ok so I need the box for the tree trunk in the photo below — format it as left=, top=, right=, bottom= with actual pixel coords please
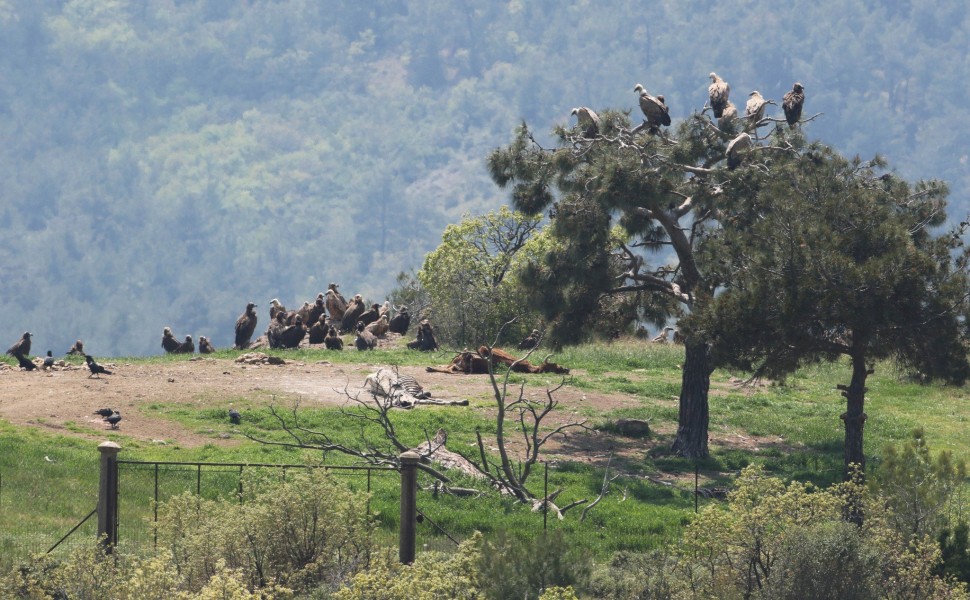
left=840, top=353, right=869, bottom=481
left=670, top=340, right=713, bottom=458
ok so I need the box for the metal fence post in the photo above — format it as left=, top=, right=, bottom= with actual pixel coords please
left=399, top=451, right=419, bottom=564
left=97, top=441, right=122, bottom=552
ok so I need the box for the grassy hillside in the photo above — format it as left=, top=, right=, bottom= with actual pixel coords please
left=2, top=341, right=967, bottom=569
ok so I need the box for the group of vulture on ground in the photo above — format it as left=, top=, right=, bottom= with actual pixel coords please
left=571, top=73, right=806, bottom=170
left=5, top=332, right=111, bottom=379
left=161, top=282, right=436, bottom=355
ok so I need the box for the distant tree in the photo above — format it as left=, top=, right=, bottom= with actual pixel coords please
left=693, top=142, right=970, bottom=479
left=417, top=206, right=545, bottom=348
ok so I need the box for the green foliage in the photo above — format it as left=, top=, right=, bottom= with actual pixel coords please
left=418, top=206, right=545, bottom=347
left=939, top=523, right=970, bottom=583
left=333, top=532, right=486, bottom=600
left=477, top=529, right=590, bottom=600
left=156, top=469, right=375, bottom=596
left=874, top=428, right=968, bottom=539
left=675, top=465, right=968, bottom=599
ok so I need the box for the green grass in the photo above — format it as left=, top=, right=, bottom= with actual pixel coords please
left=1, top=340, right=968, bottom=568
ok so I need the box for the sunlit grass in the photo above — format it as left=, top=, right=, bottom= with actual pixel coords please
left=1, top=339, right=968, bottom=567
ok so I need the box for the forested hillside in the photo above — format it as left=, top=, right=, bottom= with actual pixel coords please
left=0, top=0, right=966, bottom=356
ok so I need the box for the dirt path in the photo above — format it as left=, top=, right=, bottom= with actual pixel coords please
left=0, top=356, right=636, bottom=451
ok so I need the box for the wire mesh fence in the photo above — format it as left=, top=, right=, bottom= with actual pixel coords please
left=114, top=460, right=393, bottom=557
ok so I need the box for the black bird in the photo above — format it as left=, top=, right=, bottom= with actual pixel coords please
left=324, top=325, right=344, bottom=350
left=228, top=408, right=241, bottom=425
left=13, top=352, right=36, bottom=371
left=94, top=408, right=114, bottom=418
left=104, top=411, right=122, bottom=429
left=6, top=331, right=31, bottom=357
left=43, top=350, right=55, bottom=371
left=85, top=355, right=112, bottom=378
left=161, top=327, right=180, bottom=353
left=235, top=302, right=258, bottom=349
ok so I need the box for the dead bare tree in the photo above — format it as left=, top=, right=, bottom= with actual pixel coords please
left=243, top=321, right=595, bottom=517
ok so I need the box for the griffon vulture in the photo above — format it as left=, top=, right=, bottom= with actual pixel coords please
left=708, top=72, right=730, bottom=119
left=744, top=91, right=770, bottom=131
left=570, top=106, right=601, bottom=137
left=633, top=84, right=671, bottom=129
left=726, top=133, right=753, bottom=170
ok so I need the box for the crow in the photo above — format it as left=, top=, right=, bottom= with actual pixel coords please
left=94, top=408, right=114, bottom=418
left=13, top=352, right=36, bottom=371
left=229, top=408, right=242, bottom=425
left=104, top=411, right=121, bottom=429
left=85, top=355, right=112, bottom=378
left=42, top=350, right=55, bottom=371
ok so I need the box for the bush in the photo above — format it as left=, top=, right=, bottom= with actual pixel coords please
left=156, top=468, right=375, bottom=596
left=477, top=529, right=590, bottom=600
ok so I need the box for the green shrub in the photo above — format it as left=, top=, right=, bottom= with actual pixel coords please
left=477, top=529, right=590, bottom=600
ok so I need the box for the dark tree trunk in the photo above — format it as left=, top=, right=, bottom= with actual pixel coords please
left=840, top=353, right=869, bottom=481
left=670, top=340, right=713, bottom=458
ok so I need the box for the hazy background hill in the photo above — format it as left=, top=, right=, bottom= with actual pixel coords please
left=1, top=0, right=967, bottom=357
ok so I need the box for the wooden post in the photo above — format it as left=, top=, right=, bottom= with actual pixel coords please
left=97, top=441, right=121, bottom=552
left=399, top=451, right=419, bottom=564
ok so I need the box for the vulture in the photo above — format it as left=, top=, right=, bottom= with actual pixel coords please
left=365, top=314, right=390, bottom=338
left=67, top=339, right=85, bottom=356
left=518, top=329, right=541, bottom=350
left=104, top=411, right=122, bottom=429
left=175, top=335, right=195, bottom=354
left=354, top=321, right=378, bottom=351
left=307, top=315, right=328, bottom=344
left=406, top=319, right=440, bottom=352
left=718, top=101, right=739, bottom=130
left=570, top=106, right=601, bottom=137
left=307, top=294, right=326, bottom=327
left=782, top=82, right=805, bottom=127
left=744, top=91, right=770, bottom=131
left=726, top=133, right=754, bottom=170
left=296, top=301, right=312, bottom=326
left=633, top=83, right=671, bottom=130
left=266, top=312, right=287, bottom=349
left=14, top=352, right=36, bottom=371
left=235, top=303, right=258, bottom=349
left=43, top=350, right=55, bottom=371
left=324, top=325, right=344, bottom=350
left=6, top=331, right=31, bottom=357
left=85, top=355, right=112, bottom=378
left=198, top=336, right=215, bottom=354
left=228, top=408, right=242, bottom=425
left=379, top=301, right=391, bottom=318
left=161, top=327, right=180, bottom=353
left=326, top=283, right=348, bottom=321
left=651, top=327, right=674, bottom=343
left=708, top=72, right=731, bottom=118
left=388, top=305, right=411, bottom=335
left=358, top=303, right=381, bottom=328
left=268, top=298, right=287, bottom=321
left=341, top=294, right=366, bottom=333
left=279, top=315, right=307, bottom=349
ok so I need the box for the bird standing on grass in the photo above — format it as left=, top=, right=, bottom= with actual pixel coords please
left=229, top=408, right=241, bottom=425
left=85, top=355, right=112, bottom=378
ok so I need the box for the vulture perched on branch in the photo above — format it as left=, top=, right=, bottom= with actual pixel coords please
left=708, top=72, right=730, bottom=118
left=783, top=82, right=805, bottom=127
left=633, top=83, right=671, bottom=129
left=570, top=106, right=601, bottom=137
left=744, top=91, right=771, bottom=131
left=718, top=101, right=739, bottom=130
left=726, top=133, right=753, bottom=170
